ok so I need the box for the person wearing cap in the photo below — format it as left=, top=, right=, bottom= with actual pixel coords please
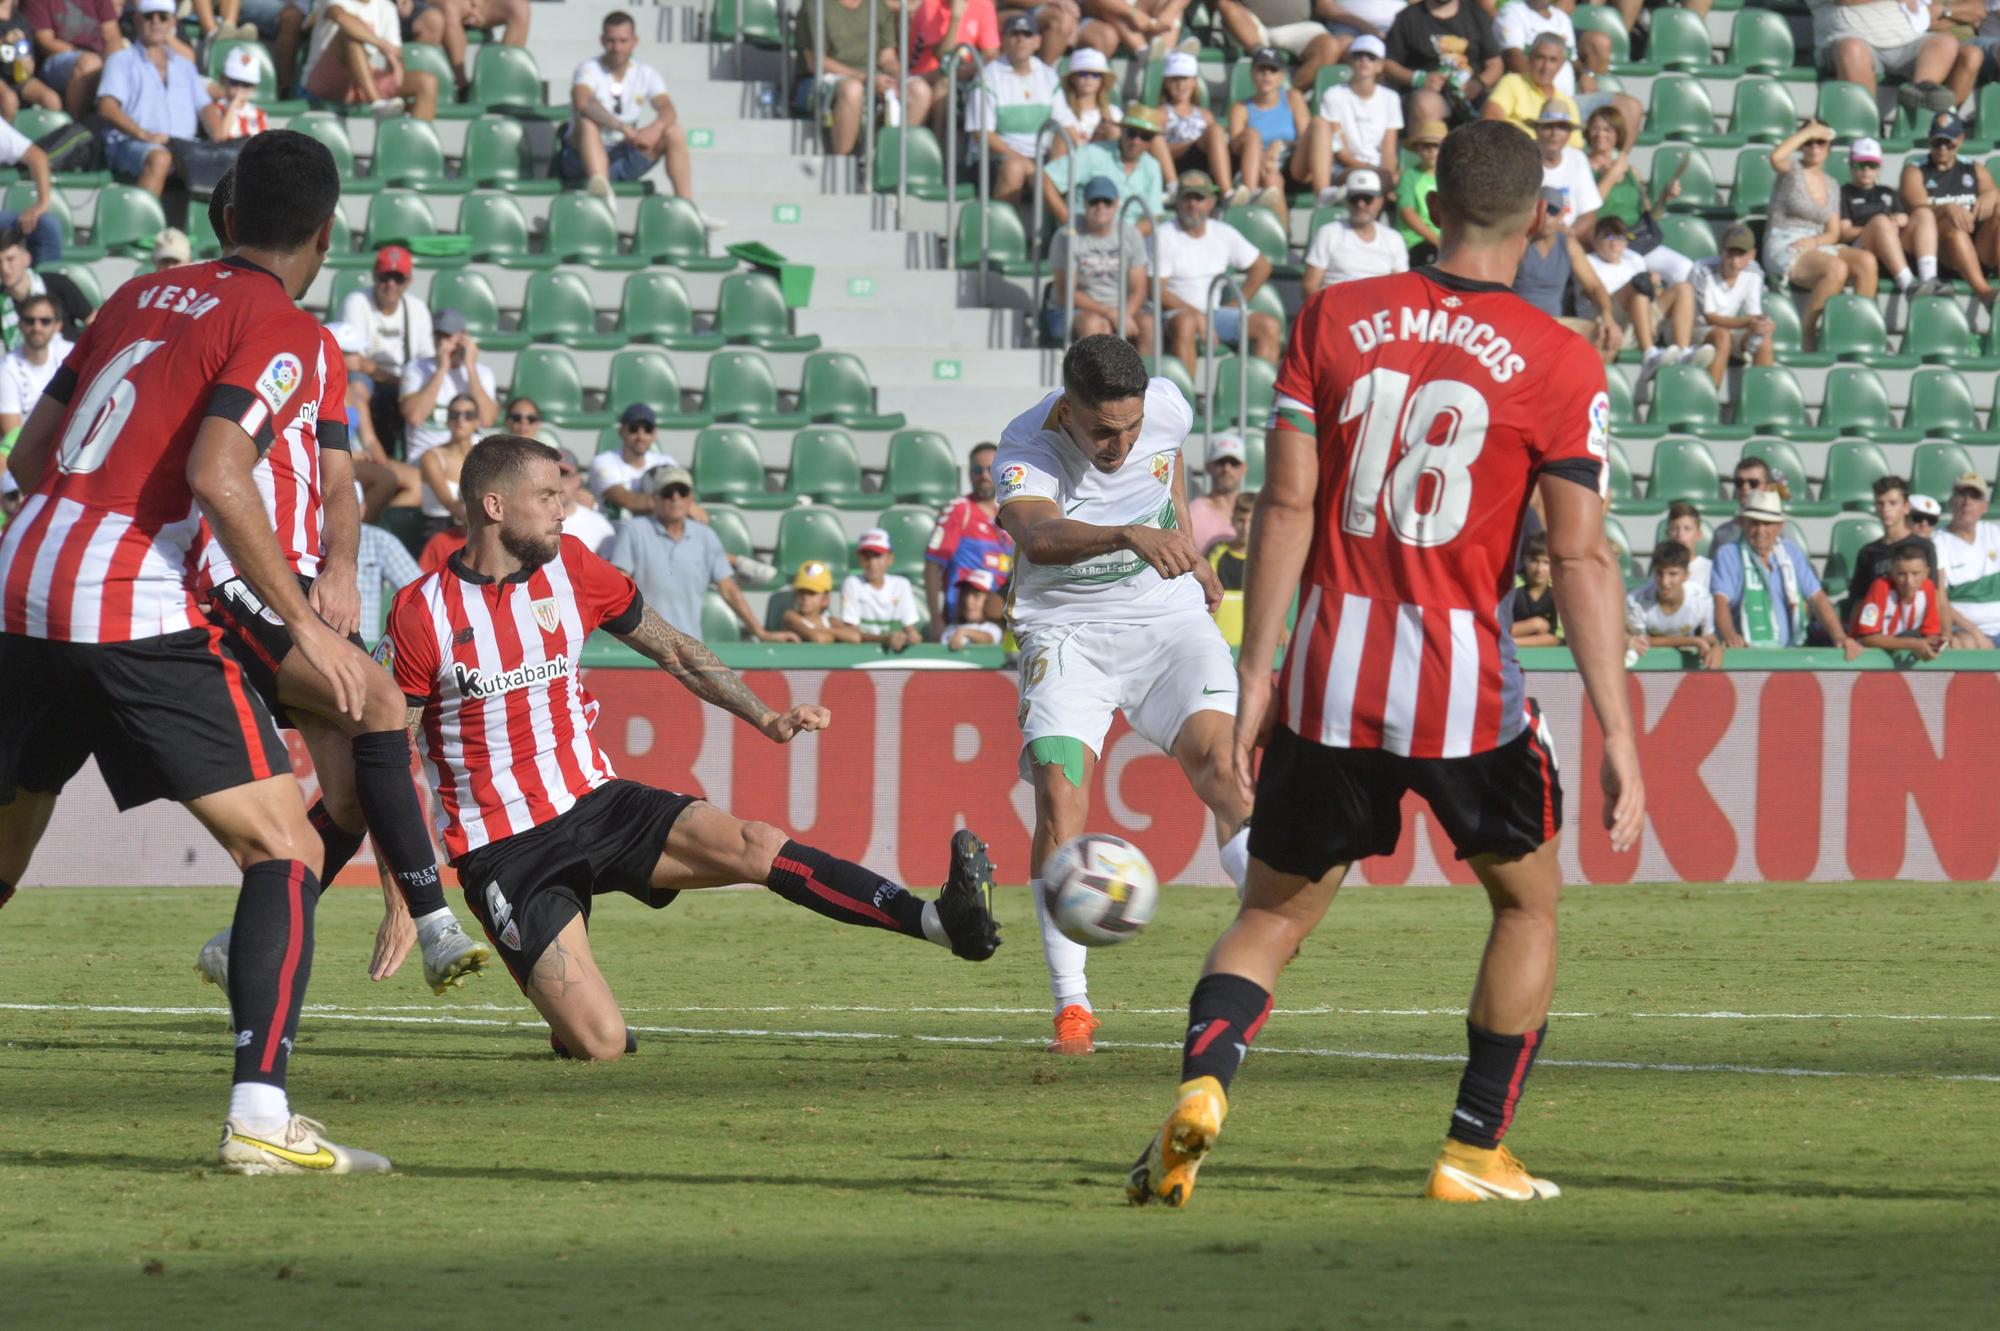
left=968, top=11, right=1060, bottom=203
left=589, top=402, right=679, bottom=517
left=608, top=463, right=798, bottom=642
left=1845, top=474, right=1949, bottom=629
left=1049, top=44, right=1116, bottom=148
left=1706, top=456, right=1782, bottom=557
left=996, top=0, right=1090, bottom=66
left=340, top=244, right=435, bottom=457
left=1512, top=187, right=1622, bottom=363
left=1046, top=174, right=1152, bottom=346
left=201, top=43, right=269, bottom=141
left=1583, top=216, right=1707, bottom=380
left=399, top=307, right=498, bottom=465
left=1900, top=111, right=2000, bottom=306
left=1811, top=0, right=1971, bottom=114
left=1156, top=169, right=1281, bottom=367
left=1225, top=46, right=1308, bottom=215
left=0, top=225, right=87, bottom=349
left=782, top=560, right=863, bottom=643
left=1385, top=0, right=1502, bottom=131
left=1302, top=165, right=1408, bottom=293
left=792, top=0, right=932, bottom=158
left=92, top=0, right=207, bottom=197
left=840, top=527, right=923, bottom=650
left=1157, top=50, right=1230, bottom=187
left=0, top=292, right=67, bottom=438
left=1395, top=117, right=1444, bottom=263
left=1483, top=32, right=1581, bottom=148
left=943, top=566, right=1004, bottom=649
left=565, top=11, right=716, bottom=225
left=1214, top=0, right=1346, bottom=95
left=1308, top=33, right=1401, bottom=202
left=1767, top=119, right=1880, bottom=348
left=149, top=225, right=191, bottom=271
left=1189, top=431, right=1247, bottom=554
left=1840, top=136, right=1943, bottom=299
left=1690, top=225, right=1775, bottom=389
left=1935, top=471, right=2000, bottom=647
left=925, top=442, right=1014, bottom=636
left=1534, top=100, right=1600, bottom=234
left=1711, top=490, right=1858, bottom=654
left=416, top=392, right=480, bottom=533
left=301, top=0, right=436, bottom=119
left=1041, top=102, right=1169, bottom=224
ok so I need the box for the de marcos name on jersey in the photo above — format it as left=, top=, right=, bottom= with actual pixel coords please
left=1345, top=304, right=1529, bottom=384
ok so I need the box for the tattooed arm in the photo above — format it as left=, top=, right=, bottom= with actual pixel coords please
left=615, top=605, right=832, bottom=742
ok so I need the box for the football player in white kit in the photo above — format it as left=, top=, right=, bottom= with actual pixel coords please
left=995, top=336, right=1253, bottom=1055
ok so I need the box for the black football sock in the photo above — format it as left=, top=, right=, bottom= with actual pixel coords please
left=350, top=730, right=448, bottom=917
left=1446, top=1020, right=1547, bottom=1150
left=765, top=840, right=927, bottom=939
left=1180, top=972, right=1273, bottom=1093
left=227, top=860, right=320, bottom=1090
left=305, top=801, right=365, bottom=896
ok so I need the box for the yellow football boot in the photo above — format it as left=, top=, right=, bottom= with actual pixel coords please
left=1125, top=1076, right=1228, bottom=1208
left=1423, top=1140, right=1561, bottom=1203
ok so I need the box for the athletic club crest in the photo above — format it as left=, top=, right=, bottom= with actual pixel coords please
left=531, top=597, right=562, bottom=633
left=1150, top=454, right=1171, bottom=484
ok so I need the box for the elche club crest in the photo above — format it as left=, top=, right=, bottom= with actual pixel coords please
left=1150, top=454, right=1171, bottom=484
left=531, top=597, right=562, bottom=634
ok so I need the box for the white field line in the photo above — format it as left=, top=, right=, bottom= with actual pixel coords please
left=3, top=1002, right=1996, bottom=1084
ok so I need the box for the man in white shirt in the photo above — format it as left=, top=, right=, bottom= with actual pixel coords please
left=1535, top=103, right=1600, bottom=233
left=1312, top=34, right=1401, bottom=199
left=341, top=244, right=435, bottom=450
left=565, top=9, right=719, bottom=227
left=398, top=307, right=497, bottom=463
left=1691, top=225, right=1776, bottom=390
left=587, top=402, right=677, bottom=516
left=558, top=449, right=617, bottom=553
left=0, top=112, right=59, bottom=264
left=1493, top=0, right=1639, bottom=129
left=0, top=293, right=69, bottom=435
left=300, top=0, right=439, bottom=119
left=1155, top=172, right=1279, bottom=368
left=968, top=13, right=1059, bottom=204
left=1301, top=167, right=1408, bottom=293
left=1934, top=471, right=2000, bottom=646
left=839, top=526, right=922, bottom=649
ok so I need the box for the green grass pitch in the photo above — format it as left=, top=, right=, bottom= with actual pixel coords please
left=2, top=881, right=1995, bottom=1328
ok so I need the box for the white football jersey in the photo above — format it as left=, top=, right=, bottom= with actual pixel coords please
left=995, top=377, right=1205, bottom=633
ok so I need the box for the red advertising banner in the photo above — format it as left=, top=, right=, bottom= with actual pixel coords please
left=22, top=669, right=1999, bottom=887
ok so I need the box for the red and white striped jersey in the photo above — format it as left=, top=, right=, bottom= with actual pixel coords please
left=1270, top=268, right=1607, bottom=758
left=0, top=258, right=324, bottom=642
left=192, top=325, right=350, bottom=591
left=385, top=536, right=643, bottom=859
left=1853, top=576, right=1940, bottom=639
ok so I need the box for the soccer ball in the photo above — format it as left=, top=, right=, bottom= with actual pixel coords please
left=1041, top=834, right=1159, bottom=947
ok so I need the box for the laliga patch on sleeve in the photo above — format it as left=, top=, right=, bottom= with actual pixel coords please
left=256, top=352, right=305, bottom=415
left=997, top=463, right=1029, bottom=498
left=1586, top=391, right=1610, bottom=459
left=1858, top=602, right=1880, bottom=630
left=372, top=635, right=394, bottom=668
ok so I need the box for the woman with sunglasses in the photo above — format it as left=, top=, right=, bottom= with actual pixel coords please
left=1225, top=47, right=1307, bottom=217
left=1048, top=45, right=1119, bottom=148
left=1767, top=119, right=1878, bottom=350
left=417, top=393, right=480, bottom=534
left=1157, top=50, right=1230, bottom=192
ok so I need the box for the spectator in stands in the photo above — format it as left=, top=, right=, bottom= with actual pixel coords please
left=1809, top=0, right=1966, bottom=113
left=202, top=45, right=268, bottom=140
left=1853, top=538, right=1947, bottom=658
left=1585, top=217, right=1706, bottom=382
left=417, top=391, right=476, bottom=531
left=1713, top=490, right=1860, bottom=655
left=0, top=226, right=88, bottom=344
left=1159, top=52, right=1228, bottom=193
left=150, top=226, right=190, bottom=270
left=24, top=0, right=117, bottom=121
left=556, top=448, right=616, bottom=555
left=1936, top=471, right=2000, bottom=647
left=1302, top=168, right=1408, bottom=293
left=1768, top=120, right=1879, bottom=351
left=1627, top=540, right=1723, bottom=668
left=94, top=0, right=206, bottom=198
left=1664, top=500, right=1714, bottom=596
left=0, top=291, right=65, bottom=436
left=399, top=308, right=497, bottom=464
left=996, top=0, right=1089, bottom=65
left=1190, top=430, right=1245, bottom=554
left=969, top=12, right=1059, bottom=204
left=924, top=441, right=1012, bottom=636
left=610, top=462, right=797, bottom=642
left=1308, top=35, right=1400, bottom=202
left=841, top=526, right=923, bottom=650
left=399, top=0, right=530, bottom=100
left=1510, top=532, right=1560, bottom=646
left=1847, top=474, right=1947, bottom=626
left=1483, top=32, right=1579, bottom=145
left=1498, top=0, right=1642, bottom=129
left=795, top=0, right=928, bottom=158
left=1385, top=0, right=1500, bottom=131
left=943, top=567, right=1004, bottom=649
left=1585, top=106, right=1692, bottom=286
left=1157, top=171, right=1280, bottom=366
left=1215, top=0, right=1345, bottom=95
left=1396, top=117, right=1443, bottom=263
left=565, top=11, right=715, bottom=228
left=353, top=516, right=422, bottom=643
left=302, top=0, right=435, bottom=120
left=1512, top=187, right=1621, bottom=363
left=342, top=245, right=432, bottom=456
left=1534, top=102, right=1598, bottom=234
left=1207, top=488, right=1254, bottom=591
left=1041, top=103, right=1168, bottom=225
left=911, top=0, right=1001, bottom=139
left=1708, top=455, right=1780, bottom=554
left=1045, top=174, right=1151, bottom=345
left=589, top=401, right=676, bottom=516
left=1840, top=135, right=1944, bottom=300
left=0, top=0, right=60, bottom=120
left=0, top=107, right=58, bottom=264
left=783, top=560, right=861, bottom=643
left=1226, top=47, right=1307, bottom=216
left=226, top=1, right=305, bottom=98
left=1049, top=44, right=1117, bottom=148
left=1899, top=112, right=1998, bottom=306
left=1692, top=225, right=1774, bottom=389
left=1082, top=0, right=1195, bottom=64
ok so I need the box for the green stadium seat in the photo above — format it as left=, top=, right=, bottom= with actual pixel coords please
left=700, top=589, right=743, bottom=643
left=1723, top=7, right=1807, bottom=79
left=1755, top=438, right=1814, bottom=508
left=1648, top=436, right=1726, bottom=509
left=462, top=191, right=552, bottom=270
left=705, top=504, right=758, bottom=562
left=692, top=427, right=788, bottom=509
left=363, top=189, right=440, bottom=252
left=607, top=347, right=713, bottom=428
left=1647, top=75, right=1720, bottom=144
left=1572, top=3, right=1634, bottom=67
left=617, top=271, right=724, bottom=350
left=1823, top=515, right=1885, bottom=597
left=41, top=261, right=99, bottom=306
left=545, top=193, right=642, bottom=270
left=91, top=184, right=166, bottom=256
left=1240, top=428, right=1267, bottom=489
left=464, top=115, right=558, bottom=194
left=633, top=194, right=737, bottom=271
left=705, top=350, right=809, bottom=429
left=875, top=504, right=938, bottom=581
left=713, top=0, right=784, bottom=48
left=1649, top=365, right=1743, bottom=439
left=322, top=208, right=366, bottom=267
left=470, top=44, right=555, bottom=115
left=1734, top=365, right=1832, bottom=440
left=882, top=430, right=961, bottom=505
left=1817, top=79, right=1882, bottom=142
left=1821, top=440, right=1893, bottom=513
left=1821, top=365, right=1917, bottom=441
left=1911, top=440, right=1978, bottom=500
left=1606, top=437, right=1649, bottom=511
left=1649, top=6, right=1713, bottom=70
left=1223, top=204, right=1295, bottom=274
left=774, top=508, right=852, bottom=581
left=1651, top=145, right=1724, bottom=216
left=1729, top=76, right=1799, bottom=145
left=401, top=43, right=477, bottom=119
left=429, top=268, right=526, bottom=350
left=1761, top=297, right=1831, bottom=369
left=1145, top=355, right=1198, bottom=412
left=785, top=427, right=876, bottom=509
left=800, top=352, right=906, bottom=429
left=7, top=182, right=88, bottom=260
left=1905, top=367, right=1981, bottom=440
left=717, top=272, right=822, bottom=352
left=372, top=117, right=465, bottom=193
left=1208, top=355, right=1276, bottom=431
left=1903, top=296, right=2000, bottom=369
left=871, top=127, right=974, bottom=201
left=513, top=345, right=619, bottom=428
left=1604, top=514, right=1643, bottom=586
left=1818, top=294, right=1913, bottom=367
left=1656, top=213, right=1719, bottom=262
left=288, top=112, right=373, bottom=193
left=955, top=201, right=1035, bottom=274
left=12, top=106, right=68, bottom=141
left=1730, top=150, right=1776, bottom=214
left=328, top=267, right=374, bottom=318
left=520, top=269, right=621, bottom=350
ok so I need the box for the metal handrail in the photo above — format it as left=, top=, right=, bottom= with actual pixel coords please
left=1112, top=193, right=1154, bottom=344
left=775, top=0, right=791, bottom=118
left=1028, top=119, right=1081, bottom=314
left=861, top=0, right=877, bottom=188
left=1201, top=272, right=1250, bottom=443
left=943, top=41, right=969, bottom=268
left=896, top=0, right=910, bottom=227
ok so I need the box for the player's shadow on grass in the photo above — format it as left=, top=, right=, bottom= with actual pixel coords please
left=1225, top=1159, right=1998, bottom=1203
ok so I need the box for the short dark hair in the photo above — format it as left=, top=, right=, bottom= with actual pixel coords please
left=1892, top=537, right=1933, bottom=566
left=0, top=226, right=26, bottom=255
left=603, top=9, right=635, bottom=29
left=1665, top=500, right=1702, bottom=527
left=208, top=167, right=234, bottom=251
left=1521, top=531, right=1548, bottom=566
left=1651, top=540, right=1691, bottom=571
left=1062, top=333, right=1148, bottom=408
left=1873, top=474, right=1910, bottom=500
left=970, top=441, right=996, bottom=459
left=460, top=434, right=561, bottom=527
left=1734, top=455, right=1771, bottom=478
left=17, top=293, right=56, bottom=320
left=1436, top=120, right=1542, bottom=232
left=229, top=130, right=340, bottom=252
left=505, top=394, right=539, bottom=415
left=448, top=392, right=478, bottom=414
